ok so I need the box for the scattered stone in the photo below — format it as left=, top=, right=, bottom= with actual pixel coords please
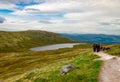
left=112, top=57, right=117, bottom=60
left=60, top=64, right=75, bottom=75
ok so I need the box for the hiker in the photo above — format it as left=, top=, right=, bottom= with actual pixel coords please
left=93, top=44, right=97, bottom=52
left=93, top=44, right=101, bottom=52
left=102, top=47, right=110, bottom=51
left=96, top=44, right=101, bottom=52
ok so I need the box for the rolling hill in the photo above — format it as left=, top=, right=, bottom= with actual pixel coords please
left=60, top=34, right=120, bottom=44
left=0, top=30, right=72, bottom=52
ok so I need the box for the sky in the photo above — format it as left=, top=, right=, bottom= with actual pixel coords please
left=0, top=0, right=120, bottom=35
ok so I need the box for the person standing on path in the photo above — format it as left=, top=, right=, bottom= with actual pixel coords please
left=93, top=44, right=97, bottom=52
left=93, top=44, right=101, bottom=52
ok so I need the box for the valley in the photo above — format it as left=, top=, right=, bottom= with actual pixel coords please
left=0, top=30, right=119, bottom=82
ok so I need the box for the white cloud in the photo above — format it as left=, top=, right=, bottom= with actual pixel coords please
left=12, top=10, right=27, bottom=15
left=25, top=0, right=80, bottom=12
left=64, top=12, right=101, bottom=19
left=0, top=2, right=17, bottom=10
left=1, top=17, right=119, bottom=35
left=12, top=0, right=120, bottom=15
left=0, top=0, right=45, bottom=10
left=12, top=0, right=82, bottom=15
left=0, top=0, right=120, bottom=35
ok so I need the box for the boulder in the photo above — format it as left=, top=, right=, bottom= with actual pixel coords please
left=60, top=64, right=75, bottom=75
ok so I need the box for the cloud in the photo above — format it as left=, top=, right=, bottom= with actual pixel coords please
left=39, top=20, right=52, bottom=24
left=12, top=0, right=120, bottom=15
left=0, top=2, right=17, bottom=10
left=0, top=0, right=120, bottom=35
left=99, top=22, right=111, bottom=26
left=12, top=0, right=82, bottom=15
left=0, top=16, right=6, bottom=23
left=64, top=12, right=101, bottom=19
left=25, top=0, right=80, bottom=12
left=99, top=18, right=120, bottom=26
left=0, top=0, right=44, bottom=10
left=0, top=0, right=44, bottom=4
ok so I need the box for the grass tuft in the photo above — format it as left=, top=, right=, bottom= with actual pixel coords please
left=106, top=44, right=120, bottom=56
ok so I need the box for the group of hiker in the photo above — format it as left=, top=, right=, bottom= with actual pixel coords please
left=93, top=44, right=101, bottom=52
left=92, top=44, right=110, bottom=52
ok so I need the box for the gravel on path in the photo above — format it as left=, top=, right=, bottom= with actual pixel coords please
left=95, top=52, right=120, bottom=82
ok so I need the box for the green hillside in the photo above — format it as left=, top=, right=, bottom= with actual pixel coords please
left=0, top=30, right=103, bottom=82
left=0, top=30, right=72, bottom=52
left=0, top=44, right=102, bottom=82
left=106, top=44, right=120, bottom=56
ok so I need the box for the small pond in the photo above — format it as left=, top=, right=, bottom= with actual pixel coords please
left=30, top=43, right=79, bottom=51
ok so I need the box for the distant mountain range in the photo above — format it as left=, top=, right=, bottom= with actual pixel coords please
left=60, top=34, right=120, bottom=44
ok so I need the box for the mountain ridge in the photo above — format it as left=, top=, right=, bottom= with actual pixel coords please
left=60, top=33, right=120, bottom=44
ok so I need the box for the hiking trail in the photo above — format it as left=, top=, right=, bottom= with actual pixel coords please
left=95, top=52, right=120, bottom=82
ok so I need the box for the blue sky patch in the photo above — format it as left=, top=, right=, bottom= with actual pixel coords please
left=0, top=9, right=14, bottom=14
left=16, top=0, right=44, bottom=7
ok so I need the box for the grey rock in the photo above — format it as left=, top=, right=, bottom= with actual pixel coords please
left=60, top=64, right=75, bottom=75
left=112, top=57, right=117, bottom=60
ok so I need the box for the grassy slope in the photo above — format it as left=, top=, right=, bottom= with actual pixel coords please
left=0, top=30, right=72, bottom=52
left=0, top=44, right=102, bottom=82
left=0, top=30, right=102, bottom=82
left=106, top=44, right=120, bottom=56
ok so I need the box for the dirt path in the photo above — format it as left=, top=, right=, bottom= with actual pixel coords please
left=95, top=52, right=120, bottom=82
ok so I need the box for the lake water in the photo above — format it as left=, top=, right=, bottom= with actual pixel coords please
left=30, top=43, right=79, bottom=51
